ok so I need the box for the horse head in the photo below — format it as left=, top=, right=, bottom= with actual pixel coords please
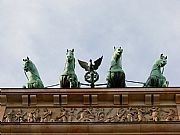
left=156, top=54, right=167, bottom=68
left=113, top=47, right=123, bottom=61
left=66, top=49, right=74, bottom=63
left=23, top=56, right=34, bottom=72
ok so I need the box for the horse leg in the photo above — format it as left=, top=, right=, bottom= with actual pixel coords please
left=33, top=82, right=38, bottom=88
left=114, top=72, right=124, bottom=88
left=106, top=72, right=111, bottom=87
left=60, top=75, right=67, bottom=88
left=27, top=83, right=32, bottom=88
left=107, top=81, right=111, bottom=88
left=107, top=72, right=120, bottom=88
left=60, top=75, right=71, bottom=88
left=70, top=79, right=78, bottom=88
left=59, top=75, right=63, bottom=88
left=146, top=77, right=158, bottom=87
left=70, top=75, right=79, bottom=88
left=106, top=75, right=112, bottom=88
left=120, top=72, right=126, bottom=87
left=37, top=80, right=44, bottom=88
left=106, top=74, right=111, bottom=88
left=144, top=77, right=152, bottom=87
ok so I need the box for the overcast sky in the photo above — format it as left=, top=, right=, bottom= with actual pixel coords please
left=0, top=0, right=180, bottom=88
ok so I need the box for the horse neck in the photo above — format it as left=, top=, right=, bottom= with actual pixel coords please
left=111, top=54, right=122, bottom=68
left=151, top=63, right=161, bottom=75
left=27, top=64, right=40, bottom=81
left=64, top=59, right=75, bottom=73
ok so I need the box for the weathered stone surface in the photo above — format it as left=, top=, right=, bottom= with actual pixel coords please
left=22, top=95, right=28, bottom=106
left=122, top=94, right=128, bottom=105
left=153, top=94, right=160, bottom=105
left=61, top=95, right=67, bottom=105
left=0, top=106, right=6, bottom=122
left=53, top=95, right=60, bottom=105
left=114, top=94, right=121, bottom=105
left=1, top=95, right=7, bottom=106
left=145, top=94, right=152, bottom=105
left=91, top=94, right=98, bottom=105
left=2, top=106, right=178, bottom=122
left=83, top=95, right=90, bottom=105
left=1, top=88, right=180, bottom=134
left=1, top=123, right=180, bottom=134
left=176, top=94, right=180, bottom=104
left=30, top=95, right=37, bottom=105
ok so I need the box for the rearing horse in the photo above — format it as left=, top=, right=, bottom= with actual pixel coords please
left=106, top=47, right=126, bottom=88
left=59, top=49, right=79, bottom=88
left=144, top=54, right=168, bottom=87
left=23, top=57, right=44, bottom=88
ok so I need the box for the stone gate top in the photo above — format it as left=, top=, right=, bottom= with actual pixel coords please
left=1, top=88, right=180, bottom=134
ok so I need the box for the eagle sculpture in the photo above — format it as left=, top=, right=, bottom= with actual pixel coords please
left=78, top=56, right=103, bottom=72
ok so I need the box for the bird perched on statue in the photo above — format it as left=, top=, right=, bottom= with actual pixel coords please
left=78, top=56, right=103, bottom=72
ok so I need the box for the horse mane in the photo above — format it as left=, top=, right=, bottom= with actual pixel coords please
left=150, top=58, right=165, bottom=75
left=29, top=60, right=41, bottom=78
left=153, top=59, right=163, bottom=69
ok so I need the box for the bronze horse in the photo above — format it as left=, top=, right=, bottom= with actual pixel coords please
left=59, top=49, right=79, bottom=88
left=106, top=47, right=126, bottom=88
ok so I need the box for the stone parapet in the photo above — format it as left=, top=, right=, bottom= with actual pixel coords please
left=1, top=88, right=180, bottom=134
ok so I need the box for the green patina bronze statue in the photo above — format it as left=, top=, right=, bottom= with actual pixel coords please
left=23, top=57, right=44, bottom=88
left=144, top=54, right=169, bottom=87
left=78, top=56, right=103, bottom=88
left=106, top=47, right=126, bottom=88
left=59, top=49, right=79, bottom=88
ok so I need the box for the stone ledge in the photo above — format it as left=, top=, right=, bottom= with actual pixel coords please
left=1, top=88, right=178, bottom=107
left=2, top=88, right=180, bottom=94
left=1, top=88, right=180, bottom=134
left=1, top=122, right=180, bottom=134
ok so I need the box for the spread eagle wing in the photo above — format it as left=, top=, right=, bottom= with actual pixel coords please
left=94, top=56, right=103, bottom=70
left=78, top=59, right=89, bottom=71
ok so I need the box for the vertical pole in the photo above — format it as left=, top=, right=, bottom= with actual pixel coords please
left=90, top=72, right=94, bottom=88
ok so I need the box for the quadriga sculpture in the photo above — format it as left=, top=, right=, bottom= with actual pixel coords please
left=23, top=57, right=44, bottom=88
left=106, top=47, right=126, bottom=88
left=59, top=49, right=79, bottom=88
left=144, top=54, right=169, bottom=87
